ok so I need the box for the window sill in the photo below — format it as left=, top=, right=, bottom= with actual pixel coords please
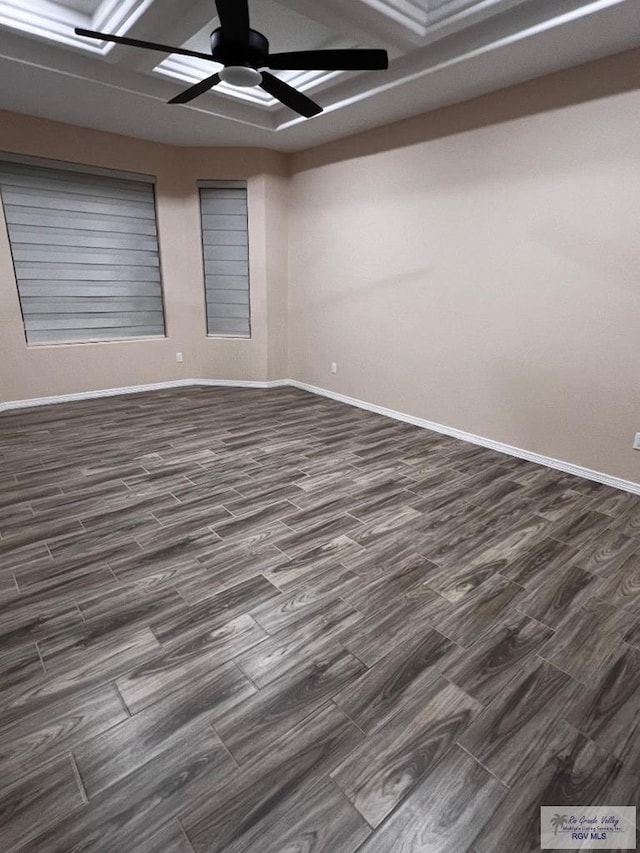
left=206, top=334, right=252, bottom=340
left=27, top=336, right=167, bottom=348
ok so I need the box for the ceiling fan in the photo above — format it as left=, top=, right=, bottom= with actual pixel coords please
left=75, top=0, right=389, bottom=118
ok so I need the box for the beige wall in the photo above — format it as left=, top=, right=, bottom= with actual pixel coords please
left=288, top=50, right=640, bottom=483
left=1, top=49, right=639, bottom=484
left=0, top=113, right=288, bottom=401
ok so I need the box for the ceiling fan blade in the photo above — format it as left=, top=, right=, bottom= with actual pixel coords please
left=259, top=71, right=322, bottom=118
left=74, top=28, right=215, bottom=62
left=215, top=0, right=250, bottom=43
left=267, top=49, right=389, bottom=71
left=168, top=73, right=222, bottom=105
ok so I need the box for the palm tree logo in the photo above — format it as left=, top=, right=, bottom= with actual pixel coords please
left=550, top=814, right=568, bottom=835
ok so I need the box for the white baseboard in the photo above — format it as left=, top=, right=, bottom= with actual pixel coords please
left=0, top=378, right=287, bottom=412
left=2, top=376, right=638, bottom=496
left=287, top=379, right=640, bottom=497
left=197, top=379, right=288, bottom=390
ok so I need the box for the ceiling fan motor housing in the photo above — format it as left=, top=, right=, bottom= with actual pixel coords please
left=210, top=27, right=269, bottom=69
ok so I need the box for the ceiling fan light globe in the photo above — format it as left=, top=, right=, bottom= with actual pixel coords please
left=220, top=66, right=263, bottom=88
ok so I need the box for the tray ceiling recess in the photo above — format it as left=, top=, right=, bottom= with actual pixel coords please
left=74, top=0, right=390, bottom=118
left=0, top=0, right=638, bottom=149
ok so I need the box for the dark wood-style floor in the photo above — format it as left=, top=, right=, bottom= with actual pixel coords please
left=1, top=385, right=639, bottom=852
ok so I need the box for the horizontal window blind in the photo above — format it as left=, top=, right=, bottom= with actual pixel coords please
left=199, top=182, right=250, bottom=337
left=0, top=160, right=165, bottom=344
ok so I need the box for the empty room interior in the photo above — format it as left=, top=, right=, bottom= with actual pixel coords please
left=1, top=0, right=640, bottom=851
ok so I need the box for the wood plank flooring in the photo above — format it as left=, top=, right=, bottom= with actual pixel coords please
left=0, top=385, right=639, bottom=852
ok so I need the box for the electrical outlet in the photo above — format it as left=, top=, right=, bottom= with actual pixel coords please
left=331, top=362, right=337, bottom=375
left=633, top=433, right=640, bottom=451
left=176, top=352, right=183, bottom=363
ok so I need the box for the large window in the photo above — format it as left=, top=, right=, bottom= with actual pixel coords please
left=0, top=158, right=165, bottom=345
left=199, top=181, right=251, bottom=338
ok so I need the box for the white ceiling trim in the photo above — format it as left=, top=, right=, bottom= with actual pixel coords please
left=423, top=0, right=501, bottom=28
left=360, top=0, right=427, bottom=35
left=270, top=0, right=424, bottom=48
left=0, top=0, right=638, bottom=149
left=0, top=0, right=157, bottom=54
left=0, top=47, right=279, bottom=131
left=418, top=0, right=530, bottom=46
left=275, top=0, right=634, bottom=130
left=0, top=0, right=86, bottom=49
left=93, top=0, right=154, bottom=36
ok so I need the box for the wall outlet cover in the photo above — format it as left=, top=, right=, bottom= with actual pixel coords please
left=633, top=432, right=640, bottom=451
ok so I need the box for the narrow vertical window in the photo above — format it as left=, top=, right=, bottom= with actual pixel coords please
left=199, top=181, right=250, bottom=338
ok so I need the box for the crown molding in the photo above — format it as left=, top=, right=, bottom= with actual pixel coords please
left=0, top=0, right=156, bottom=53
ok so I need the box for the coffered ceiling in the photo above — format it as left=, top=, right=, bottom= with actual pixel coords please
left=0, top=0, right=638, bottom=151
